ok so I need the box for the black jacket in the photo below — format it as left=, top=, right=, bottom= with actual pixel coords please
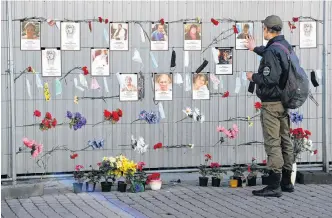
left=252, top=35, right=291, bottom=102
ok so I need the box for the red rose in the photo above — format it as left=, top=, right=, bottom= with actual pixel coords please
left=104, top=109, right=112, bottom=119
left=262, top=160, right=267, bottom=165
left=160, top=18, right=164, bottom=25
left=45, top=112, right=52, bottom=120
left=42, top=119, right=50, bottom=128
left=254, top=102, right=262, bottom=110
left=211, top=18, right=219, bottom=26
left=117, top=109, right=123, bottom=117
left=112, top=111, right=120, bottom=121
left=82, top=66, right=89, bottom=75
left=304, top=130, right=311, bottom=136
left=97, top=162, right=101, bottom=166
left=27, top=66, right=33, bottom=72
left=313, top=150, right=318, bottom=155
left=204, top=154, right=212, bottom=160
left=70, top=153, right=77, bottom=159
left=233, top=25, right=239, bottom=34
left=222, top=91, right=229, bottom=98
left=292, top=17, right=299, bottom=22
left=33, top=110, right=41, bottom=117
left=98, top=17, right=103, bottom=23
left=51, top=118, right=57, bottom=127
left=153, top=142, right=163, bottom=150
left=104, top=18, right=109, bottom=24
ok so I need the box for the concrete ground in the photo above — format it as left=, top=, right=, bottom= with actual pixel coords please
left=2, top=173, right=332, bottom=218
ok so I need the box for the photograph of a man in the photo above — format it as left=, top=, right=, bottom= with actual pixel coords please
left=151, top=23, right=168, bottom=41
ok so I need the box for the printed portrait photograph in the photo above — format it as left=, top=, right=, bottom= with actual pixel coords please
left=192, top=73, right=210, bottom=100
left=154, top=73, right=173, bottom=101
left=235, top=22, right=254, bottom=50
left=151, top=23, right=169, bottom=50
left=184, top=23, right=202, bottom=51
left=91, top=49, right=109, bottom=76
left=42, top=49, right=61, bottom=77
left=61, top=22, right=80, bottom=50
left=110, top=23, right=129, bottom=51
left=216, top=48, right=233, bottom=75
left=20, top=21, right=41, bottom=50
left=119, top=74, right=139, bottom=101
left=300, top=21, right=317, bottom=48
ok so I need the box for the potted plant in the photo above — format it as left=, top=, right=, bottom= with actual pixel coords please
left=85, top=165, right=101, bottom=192
left=73, top=165, right=85, bottom=193
left=129, top=162, right=147, bottom=193
left=99, top=157, right=116, bottom=192
left=230, top=164, right=246, bottom=187
left=113, top=154, right=137, bottom=192
left=198, top=154, right=212, bottom=186
left=247, top=158, right=259, bottom=186
left=210, top=162, right=225, bottom=187
left=146, top=173, right=162, bottom=190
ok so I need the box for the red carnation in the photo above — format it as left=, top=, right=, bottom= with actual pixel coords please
left=222, top=91, right=229, bottom=98
left=98, top=17, right=103, bottom=23
left=104, top=18, right=109, bottom=24
left=254, top=102, right=262, bottom=110
left=262, top=160, right=267, bottom=164
left=153, top=142, right=163, bottom=150
left=104, top=110, right=112, bottom=119
left=42, top=119, right=50, bottom=127
left=117, top=109, right=123, bottom=117
left=70, top=153, right=78, bottom=159
left=45, top=112, right=52, bottom=120
left=313, top=149, right=318, bottom=155
left=211, top=18, right=219, bottom=26
left=27, top=66, right=33, bottom=72
left=233, top=25, right=239, bottom=34
left=247, top=165, right=251, bottom=172
left=160, top=18, right=164, bottom=25
left=88, top=21, right=92, bottom=32
left=304, top=130, right=311, bottom=136
left=204, top=153, right=212, bottom=160
left=292, top=17, right=299, bottom=22
left=33, top=110, right=41, bottom=117
left=51, top=118, right=57, bottom=127
left=112, top=111, right=120, bottom=122
left=82, top=66, right=89, bottom=75
left=210, top=162, right=221, bottom=168
left=137, top=162, right=145, bottom=171
left=97, top=162, right=101, bottom=166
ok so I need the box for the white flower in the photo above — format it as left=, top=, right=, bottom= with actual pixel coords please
left=194, top=108, right=200, bottom=115
left=307, top=140, right=313, bottom=148
left=182, top=107, right=192, bottom=116
left=199, top=115, right=205, bottom=123
left=134, top=137, right=149, bottom=154
left=109, top=157, right=116, bottom=163
left=188, top=144, right=194, bottom=149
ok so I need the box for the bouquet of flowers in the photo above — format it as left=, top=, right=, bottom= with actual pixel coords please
left=290, top=128, right=317, bottom=160
left=99, top=157, right=117, bottom=183
left=113, top=155, right=137, bottom=179
left=34, top=110, right=57, bottom=131
left=132, top=110, right=160, bottom=124
left=66, top=111, right=87, bottom=130
left=176, top=107, right=205, bottom=123
left=103, top=109, right=123, bottom=124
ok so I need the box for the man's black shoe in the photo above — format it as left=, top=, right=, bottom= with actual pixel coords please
left=280, top=169, right=295, bottom=192
left=252, top=171, right=282, bottom=197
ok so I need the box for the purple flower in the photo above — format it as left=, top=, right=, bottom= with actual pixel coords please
left=74, top=112, right=81, bottom=119
left=139, top=110, right=147, bottom=120
left=80, top=117, right=87, bottom=125
left=66, top=111, right=73, bottom=119
left=73, top=124, right=78, bottom=131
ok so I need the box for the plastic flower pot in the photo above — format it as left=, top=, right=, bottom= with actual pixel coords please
left=229, top=179, right=238, bottom=188
left=199, top=177, right=208, bottom=187
left=118, top=181, right=127, bottom=192
left=247, top=176, right=257, bottom=186
left=233, top=176, right=245, bottom=187
left=261, top=175, right=269, bottom=185
left=130, top=181, right=145, bottom=193
left=73, top=182, right=83, bottom=193
left=150, top=179, right=162, bottom=190
left=85, top=182, right=96, bottom=192
left=100, top=182, right=112, bottom=192
left=211, top=177, right=221, bottom=187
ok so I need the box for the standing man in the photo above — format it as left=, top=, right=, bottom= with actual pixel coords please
left=245, top=15, right=294, bottom=197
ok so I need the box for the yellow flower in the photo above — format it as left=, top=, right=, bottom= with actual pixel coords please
left=74, top=96, right=79, bottom=104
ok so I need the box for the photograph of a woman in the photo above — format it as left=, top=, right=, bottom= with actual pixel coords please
left=184, top=23, right=202, bottom=51
left=216, top=48, right=233, bottom=75
left=110, top=23, right=129, bottom=51
left=21, top=21, right=41, bottom=50
left=42, top=48, right=61, bottom=77
left=91, top=49, right=109, bottom=76
left=119, top=74, right=139, bottom=101
left=235, top=22, right=253, bottom=50
left=154, top=73, right=173, bottom=101
left=192, top=73, right=210, bottom=100
left=61, top=22, right=80, bottom=50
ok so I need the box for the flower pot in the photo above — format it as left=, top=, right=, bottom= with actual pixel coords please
left=233, top=176, right=245, bottom=187
left=73, top=182, right=83, bottom=193
left=229, top=179, right=238, bottom=188
left=100, top=182, right=112, bottom=192
left=149, top=179, right=162, bottom=190
left=291, top=162, right=297, bottom=185
left=247, top=176, right=257, bottom=186
left=211, top=177, right=221, bottom=187
left=130, top=181, right=145, bottom=193
left=118, top=181, right=127, bottom=192
left=261, top=175, right=269, bottom=185
left=85, top=182, right=96, bottom=192
left=199, top=177, right=208, bottom=187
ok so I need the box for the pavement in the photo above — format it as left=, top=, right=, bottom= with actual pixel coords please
left=2, top=173, right=332, bottom=218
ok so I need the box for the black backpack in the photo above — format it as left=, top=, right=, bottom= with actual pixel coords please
left=272, top=42, right=309, bottom=109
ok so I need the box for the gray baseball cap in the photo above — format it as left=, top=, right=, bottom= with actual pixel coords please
left=263, top=15, right=283, bottom=30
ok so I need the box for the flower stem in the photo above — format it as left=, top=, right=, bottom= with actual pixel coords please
left=131, top=119, right=140, bottom=124
left=92, top=120, right=106, bottom=127
left=175, top=117, right=187, bottom=123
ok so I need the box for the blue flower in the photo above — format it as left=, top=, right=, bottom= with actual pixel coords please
left=139, top=110, right=147, bottom=120
left=80, top=117, right=87, bottom=126
left=74, top=112, right=81, bottom=119
left=66, top=111, right=73, bottom=119
left=145, top=111, right=160, bottom=124
left=73, top=124, right=78, bottom=131
left=290, top=111, right=303, bottom=125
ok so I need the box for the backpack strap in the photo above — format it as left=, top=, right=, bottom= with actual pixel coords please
left=271, top=42, right=292, bottom=60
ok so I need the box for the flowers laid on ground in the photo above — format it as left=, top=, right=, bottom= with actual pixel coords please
left=290, top=128, right=317, bottom=159
left=21, top=138, right=43, bottom=158
left=176, top=107, right=205, bottom=123
left=66, top=111, right=87, bottom=130
left=113, top=155, right=137, bottom=178
left=132, top=110, right=161, bottom=124
left=254, top=102, right=262, bottom=112
left=290, top=111, right=303, bottom=125
left=217, top=124, right=239, bottom=139
left=34, top=111, right=57, bottom=131
left=131, top=135, right=149, bottom=154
